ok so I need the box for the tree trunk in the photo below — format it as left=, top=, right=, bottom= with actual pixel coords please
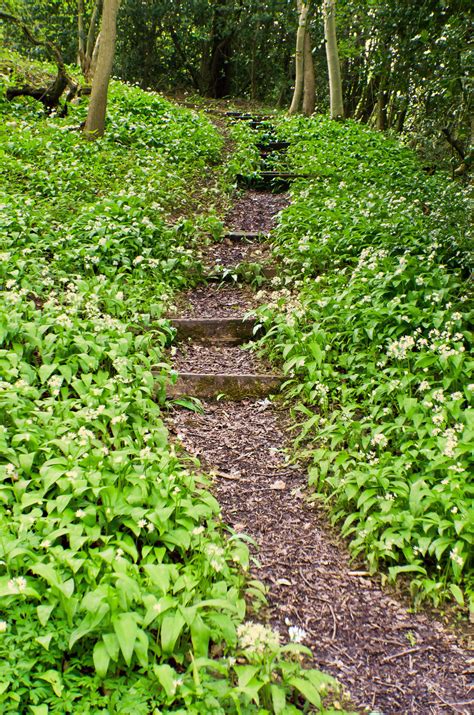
left=77, top=0, right=86, bottom=65
left=302, top=29, right=315, bottom=115
left=375, top=73, right=388, bottom=130
left=84, top=0, right=120, bottom=138
left=323, top=0, right=344, bottom=119
left=289, top=0, right=310, bottom=115
left=84, top=0, right=103, bottom=80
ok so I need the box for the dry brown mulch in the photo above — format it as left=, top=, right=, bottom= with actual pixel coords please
left=199, top=238, right=271, bottom=270
left=225, top=190, right=290, bottom=232
left=171, top=343, right=276, bottom=375
left=171, top=400, right=472, bottom=715
left=171, top=284, right=260, bottom=318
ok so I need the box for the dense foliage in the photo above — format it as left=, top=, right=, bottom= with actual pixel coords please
left=0, top=58, right=343, bottom=713
left=254, top=116, right=473, bottom=609
left=2, top=0, right=471, bottom=165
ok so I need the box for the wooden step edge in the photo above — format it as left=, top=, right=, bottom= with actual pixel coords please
left=257, top=141, right=291, bottom=151
left=164, top=372, right=283, bottom=400
left=259, top=171, right=316, bottom=179
left=170, top=317, right=261, bottom=343
left=223, top=230, right=269, bottom=242
left=236, top=172, right=317, bottom=188
left=205, top=264, right=277, bottom=282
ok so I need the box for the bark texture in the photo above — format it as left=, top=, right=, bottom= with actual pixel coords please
left=323, top=0, right=344, bottom=119
left=302, top=29, right=315, bottom=115
left=289, top=0, right=310, bottom=115
left=84, top=0, right=120, bottom=138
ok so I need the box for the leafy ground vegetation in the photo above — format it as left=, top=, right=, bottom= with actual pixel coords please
left=254, top=116, right=473, bottom=611
left=0, top=56, right=343, bottom=714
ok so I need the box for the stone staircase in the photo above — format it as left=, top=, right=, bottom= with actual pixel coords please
left=166, top=111, right=297, bottom=401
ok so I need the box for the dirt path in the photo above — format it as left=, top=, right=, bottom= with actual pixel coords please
left=168, top=179, right=472, bottom=713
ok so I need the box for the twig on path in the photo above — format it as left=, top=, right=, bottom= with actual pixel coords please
left=430, top=689, right=474, bottom=714
left=214, top=471, right=241, bottom=481
left=372, top=676, right=406, bottom=696
left=381, top=646, right=422, bottom=663
left=327, top=602, right=338, bottom=640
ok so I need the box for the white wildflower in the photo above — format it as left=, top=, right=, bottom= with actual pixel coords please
left=288, top=625, right=307, bottom=643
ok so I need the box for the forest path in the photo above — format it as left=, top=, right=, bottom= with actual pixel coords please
left=166, top=118, right=472, bottom=714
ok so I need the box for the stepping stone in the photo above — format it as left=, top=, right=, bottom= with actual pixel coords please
left=257, top=141, right=290, bottom=152
left=170, top=317, right=260, bottom=344
left=205, top=264, right=276, bottom=283
left=166, top=372, right=283, bottom=400
left=223, top=231, right=269, bottom=242
left=224, top=111, right=253, bottom=119
left=237, top=171, right=316, bottom=190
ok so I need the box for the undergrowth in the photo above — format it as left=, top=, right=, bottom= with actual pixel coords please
left=254, top=115, right=473, bottom=611
left=0, top=54, right=345, bottom=713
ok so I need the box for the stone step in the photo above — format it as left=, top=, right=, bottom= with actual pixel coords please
left=223, top=230, right=269, bottom=242
left=224, top=111, right=272, bottom=121
left=170, top=317, right=260, bottom=344
left=166, top=372, right=283, bottom=400
left=237, top=171, right=315, bottom=190
left=257, top=141, right=291, bottom=152
left=205, top=263, right=276, bottom=282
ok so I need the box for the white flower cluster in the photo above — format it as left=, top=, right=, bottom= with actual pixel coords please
left=311, top=381, right=329, bottom=402
left=288, top=624, right=307, bottom=643
left=8, top=576, right=27, bottom=593
left=449, top=547, right=463, bottom=568
left=387, top=335, right=415, bottom=359
left=237, top=622, right=280, bottom=655
left=137, top=518, right=154, bottom=532
left=48, top=375, right=63, bottom=396
left=207, top=543, right=225, bottom=572
left=353, top=247, right=388, bottom=275
left=442, top=428, right=459, bottom=458
left=371, top=433, right=388, bottom=449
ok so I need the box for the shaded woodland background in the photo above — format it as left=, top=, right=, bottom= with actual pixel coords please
left=1, top=0, right=472, bottom=166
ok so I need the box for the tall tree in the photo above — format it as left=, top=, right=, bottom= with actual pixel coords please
left=77, top=0, right=103, bottom=80
left=302, top=24, right=315, bottom=115
left=289, top=0, right=310, bottom=114
left=83, top=0, right=120, bottom=138
left=323, top=0, right=344, bottom=118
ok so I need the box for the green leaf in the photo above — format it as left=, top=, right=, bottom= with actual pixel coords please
left=190, top=615, right=211, bottom=658
left=35, top=634, right=53, bottom=651
left=153, top=663, right=179, bottom=697
left=271, top=684, right=287, bottom=714
left=69, top=603, right=109, bottom=648
left=288, top=676, right=321, bottom=706
left=38, top=364, right=58, bottom=383
left=112, top=612, right=138, bottom=666
left=38, top=670, right=63, bottom=697
left=93, top=641, right=110, bottom=678
left=37, top=604, right=55, bottom=626
left=449, top=584, right=464, bottom=606
left=160, top=610, right=185, bottom=654
left=102, top=632, right=120, bottom=662
left=134, top=628, right=149, bottom=668
left=30, top=707, right=49, bottom=715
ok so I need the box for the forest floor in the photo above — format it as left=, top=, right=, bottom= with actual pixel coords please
left=166, top=180, right=472, bottom=713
